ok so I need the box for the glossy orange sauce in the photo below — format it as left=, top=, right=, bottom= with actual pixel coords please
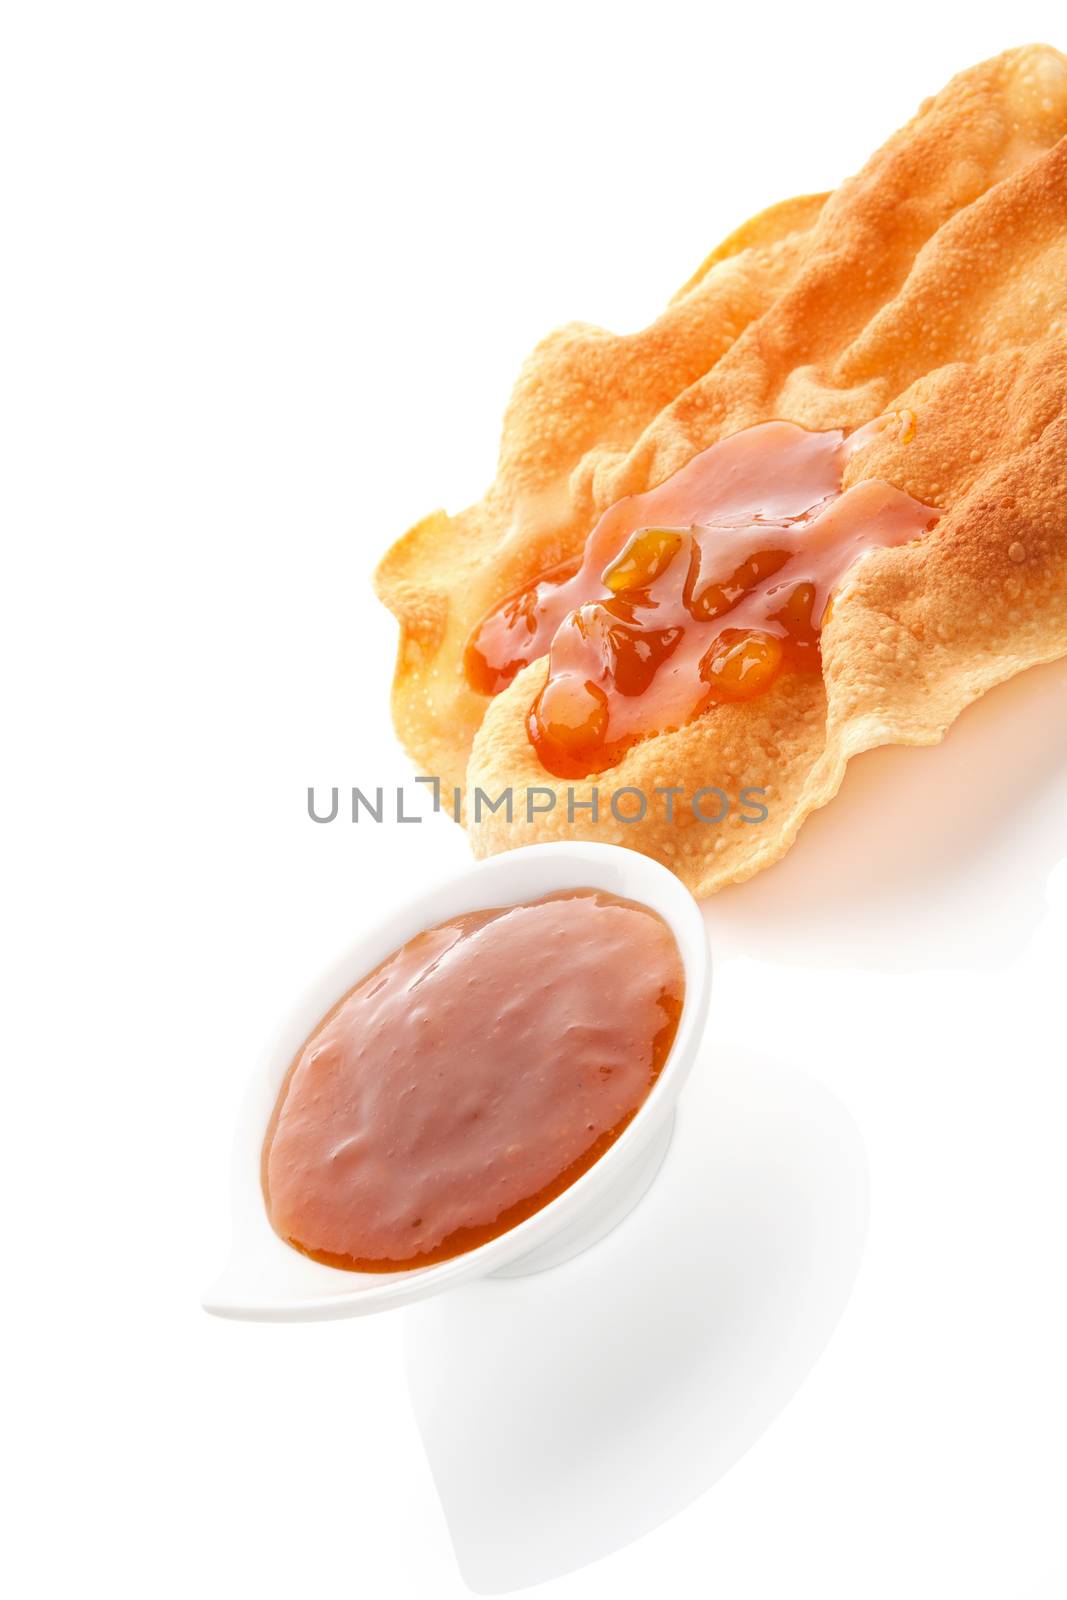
left=263, top=890, right=684, bottom=1272
left=464, top=420, right=940, bottom=778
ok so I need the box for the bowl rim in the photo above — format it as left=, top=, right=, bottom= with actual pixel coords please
left=203, top=841, right=711, bottom=1320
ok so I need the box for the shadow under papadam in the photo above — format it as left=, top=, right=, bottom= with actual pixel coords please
left=708, top=656, right=1067, bottom=973
left=405, top=1052, right=869, bottom=1594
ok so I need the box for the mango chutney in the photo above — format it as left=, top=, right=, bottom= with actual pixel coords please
left=465, top=419, right=940, bottom=778
left=263, top=890, right=684, bottom=1271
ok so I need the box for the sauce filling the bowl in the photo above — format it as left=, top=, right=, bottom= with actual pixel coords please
left=464, top=418, right=940, bottom=778
left=263, top=890, right=685, bottom=1272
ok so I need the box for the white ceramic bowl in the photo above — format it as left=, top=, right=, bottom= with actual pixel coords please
left=203, top=842, right=711, bottom=1320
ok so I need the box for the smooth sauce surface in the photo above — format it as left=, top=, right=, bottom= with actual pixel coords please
left=464, top=419, right=940, bottom=777
left=263, top=890, right=685, bottom=1272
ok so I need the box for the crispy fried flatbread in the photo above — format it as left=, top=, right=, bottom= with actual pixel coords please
left=374, top=46, right=1067, bottom=895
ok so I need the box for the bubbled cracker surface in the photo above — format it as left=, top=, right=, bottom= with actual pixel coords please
left=375, top=46, right=1067, bottom=896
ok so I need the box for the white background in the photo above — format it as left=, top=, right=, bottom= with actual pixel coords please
left=3, top=3, right=1066, bottom=1596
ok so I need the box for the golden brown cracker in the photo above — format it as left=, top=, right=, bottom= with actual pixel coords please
left=375, top=46, right=1067, bottom=893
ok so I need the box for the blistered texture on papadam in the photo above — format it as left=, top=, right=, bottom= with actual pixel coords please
left=374, top=46, right=1067, bottom=895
